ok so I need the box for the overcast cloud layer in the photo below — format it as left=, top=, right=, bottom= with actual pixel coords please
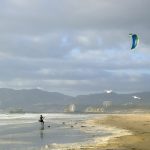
left=0, top=0, right=150, bottom=95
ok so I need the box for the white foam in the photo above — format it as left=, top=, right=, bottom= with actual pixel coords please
left=42, top=126, right=131, bottom=150
left=0, top=113, right=106, bottom=126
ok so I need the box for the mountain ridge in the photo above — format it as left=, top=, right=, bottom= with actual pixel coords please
left=0, top=88, right=149, bottom=113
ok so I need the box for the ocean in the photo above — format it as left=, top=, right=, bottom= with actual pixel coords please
left=0, top=113, right=111, bottom=150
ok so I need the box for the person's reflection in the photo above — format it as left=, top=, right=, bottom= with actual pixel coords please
left=40, top=126, right=44, bottom=139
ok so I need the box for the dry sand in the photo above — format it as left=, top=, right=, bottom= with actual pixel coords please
left=88, top=114, right=150, bottom=150
left=43, top=114, right=150, bottom=150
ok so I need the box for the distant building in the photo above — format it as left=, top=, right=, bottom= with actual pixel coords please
left=69, top=104, right=76, bottom=112
left=102, top=101, right=112, bottom=107
left=85, top=106, right=104, bottom=113
left=64, top=104, right=76, bottom=113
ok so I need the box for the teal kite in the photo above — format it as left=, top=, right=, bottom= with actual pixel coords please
left=129, top=33, right=139, bottom=50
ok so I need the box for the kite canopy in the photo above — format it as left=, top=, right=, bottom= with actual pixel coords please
left=129, top=33, right=139, bottom=50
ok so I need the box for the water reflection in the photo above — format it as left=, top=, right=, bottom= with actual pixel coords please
left=40, top=126, right=44, bottom=139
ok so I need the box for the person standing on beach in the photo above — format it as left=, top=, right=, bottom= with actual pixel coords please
left=39, top=115, right=44, bottom=125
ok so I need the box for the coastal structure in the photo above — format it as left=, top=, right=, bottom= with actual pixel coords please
left=85, top=106, right=104, bottom=113
left=102, top=101, right=112, bottom=107
left=64, top=104, right=76, bottom=113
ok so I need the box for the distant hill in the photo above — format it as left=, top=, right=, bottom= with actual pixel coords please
left=0, top=88, right=149, bottom=113
left=74, top=92, right=150, bottom=105
left=0, top=88, right=73, bottom=112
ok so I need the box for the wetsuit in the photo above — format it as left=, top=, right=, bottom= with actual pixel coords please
left=39, top=115, right=44, bottom=124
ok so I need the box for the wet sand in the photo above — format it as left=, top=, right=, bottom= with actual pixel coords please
left=43, top=114, right=150, bottom=150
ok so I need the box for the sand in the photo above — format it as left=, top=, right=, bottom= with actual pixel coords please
left=96, top=114, right=150, bottom=150
left=43, top=114, right=150, bottom=150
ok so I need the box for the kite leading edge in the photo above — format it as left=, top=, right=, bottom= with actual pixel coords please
left=129, top=33, right=139, bottom=50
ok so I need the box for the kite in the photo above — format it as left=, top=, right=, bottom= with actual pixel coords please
left=129, top=33, right=139, bottom=50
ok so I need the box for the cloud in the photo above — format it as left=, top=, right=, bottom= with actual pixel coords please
left=0, top=0, right=149, bottom=95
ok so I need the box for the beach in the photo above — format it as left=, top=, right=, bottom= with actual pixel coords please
left=97, top=114, right=150, bottom=150
left=0, top=113, right=150, bottom=150
left=0, top=113, right=110, bottom=150
left=44, top=114, right=150, bottom=150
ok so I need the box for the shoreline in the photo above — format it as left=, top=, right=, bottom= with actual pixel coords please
left=41, top=114, right=145, bottom=150
left=0, top=113, right=149, bottom=150
left=97, top=114, right=150, bottom=150
left=42, top=127, right=131, bottom=150
left=42, top=114, right=150, bottom=150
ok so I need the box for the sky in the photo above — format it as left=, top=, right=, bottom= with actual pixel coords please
left=0, top=0, right=150, bottom=95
